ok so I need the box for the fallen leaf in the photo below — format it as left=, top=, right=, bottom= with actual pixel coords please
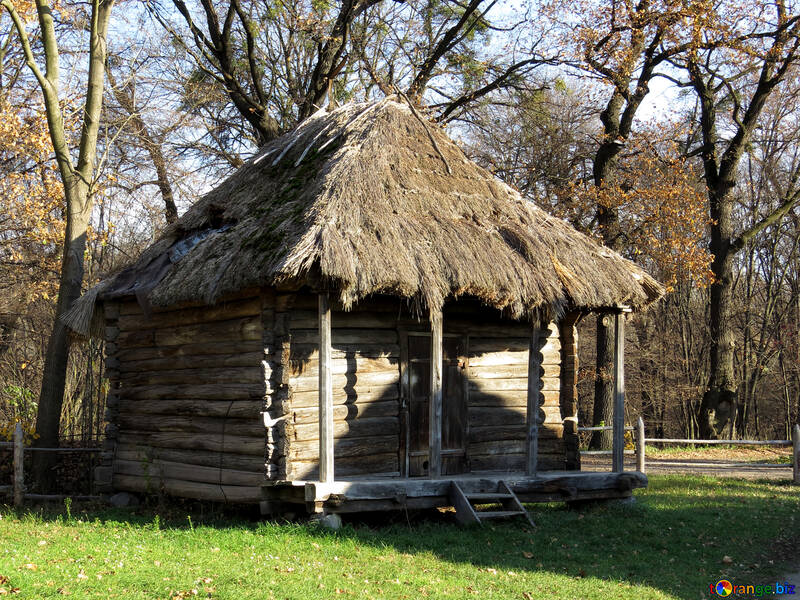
left=522, top=551, right=534, bottom=559
left=722, top=556, right=733, bottom=564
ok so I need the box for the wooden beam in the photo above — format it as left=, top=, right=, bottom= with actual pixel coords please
left=793, top=423, right=799, bottom=485
left=318, top=293, right=334, bottom=483
left=612, top=311, right=626, bottom=473
left=429, top=309, right=443, bottom=478
left=636, top=416, right=646, bottom=474
left=526, top=324, right=541, bottom=475
left=13, top=422, right=24, bottom=507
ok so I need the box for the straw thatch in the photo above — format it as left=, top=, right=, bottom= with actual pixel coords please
left=66, top=97, right=663, bottom=335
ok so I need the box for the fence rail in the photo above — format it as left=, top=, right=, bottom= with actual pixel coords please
left=579, top=419, right=799, bottom=483
left=2, top=423, right=102, bottom=506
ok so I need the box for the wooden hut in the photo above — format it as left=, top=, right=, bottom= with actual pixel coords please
left=67, top=98, right=663, bottom=521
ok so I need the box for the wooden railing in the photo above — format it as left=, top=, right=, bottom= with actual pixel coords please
left=1, top=422, right=102, bottom=506
left=578, top=419, right=799, bottom=483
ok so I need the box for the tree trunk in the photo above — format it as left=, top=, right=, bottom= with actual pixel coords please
left=699, top=189, right=737, bottom=439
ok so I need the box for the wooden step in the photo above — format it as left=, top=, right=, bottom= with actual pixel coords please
left=466, top=492, right=514, bottom=501
left=475, top=510, right=526, bottom=519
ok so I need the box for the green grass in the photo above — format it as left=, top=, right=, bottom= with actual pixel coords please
left=0, top=475, right=798, bottom=599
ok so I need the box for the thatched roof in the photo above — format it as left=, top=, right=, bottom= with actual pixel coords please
left=66, top=97, right=662, bottom=335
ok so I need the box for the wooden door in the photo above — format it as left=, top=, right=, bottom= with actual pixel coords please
left=404, top=333, right=468, bottom=477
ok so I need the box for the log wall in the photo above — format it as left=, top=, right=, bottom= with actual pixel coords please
left=465, top=320, right=566, bottom=472
left=560, top=313, right=581, bottom=470
left=104, top=291, right=271, bottom=504
left=284, top=294, right=402, bottom=480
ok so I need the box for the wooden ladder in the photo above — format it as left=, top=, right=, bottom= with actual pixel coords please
left=450, top=481, right=534, bottom=526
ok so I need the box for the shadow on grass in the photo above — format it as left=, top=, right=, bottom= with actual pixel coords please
left=2, top=475, right=798, bottom=600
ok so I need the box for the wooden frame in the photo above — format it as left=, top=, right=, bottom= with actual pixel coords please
left=612, top=309, right=629, bottom=473
left=526, top=323, right=541, bottom=475
left=429, top=310, right=443, bottom=478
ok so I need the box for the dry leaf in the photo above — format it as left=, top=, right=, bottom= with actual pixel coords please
left=522, top=551, right=533, bottom=559
left=722, top=556, right=733, bottom=564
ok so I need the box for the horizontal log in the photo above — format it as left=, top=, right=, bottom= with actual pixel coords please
left=289, top=370, right=398, bottom=393
left=291, top=401, right=398, bottom=424
left=118, top=399, right=264, bottom=419
left=290, top=328, right=398, bottom=345
left=468, top=389, right=559, bottom=408
left=468, top=406, right=526, bottom=427
left=113, top=473, right=261, bottom=503
left=117, top=297, right=261, bottom=331
left=289, top=434, right=398, bottom=460
left=114, top=444, right=267, bottom=472
left=117, top=317, right=261, bottom=348
left=114, top=459, right=266, bottom=487
left=119, top=366, right=263, bottom=387
left=467, top=352, right=528, bottom=367
left=290, top=417, right=399, bottom=442
left=289, top=294, right=401, bottom=312
left=120, top=383, right=266, bottom=401
left=289, top=453, right=399, bottom=480
left=290, top=384, right=400, bottom=408
left=117, top=432, right=266, bottom=455
left=469, top=440, right=564, bottom=456
left=117, top=340, right=262, bottom=363
left=290, top=310, right=398, bottom=329
left=289, top=343, right=400, bottom=360
left=117, top=414, right=265, bottom=437
left=470, top=455, right=567, bottom=472
left=289, top=356, right=398, bottom=377
left=469, top=377, right=560, bottom=393
left=119, top=352, right=265, bottom=373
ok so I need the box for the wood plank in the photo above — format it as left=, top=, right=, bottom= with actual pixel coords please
left=291, top=401, right=398, bottom=424
left=468, top=406, right=526, bottom=427
left=289, top=344, right=400, bottom=360
left=469, top=378, right=559, bottom=392
left=118, top=399, right=263, bottom=418
left=119, top=367, right=262, bottom=386
left=468, top=390, right=559, bottom=408
left=116, top=341, right=262, bottom=362
left=117, top=414, right=265, bottom=437
left=113, top=473, right=261, bottom=504
left=120, top=383, right=265, bottom=401
left=318, top=293, right=334, bottom=483
left=290, top=310, right=398, bottom=329
left=288, top=434, right=398, bottom=460
left=289, top=356, right=398, bottom=377
left=116, top=317, right=261, bottom=348
left=468, top=352, right=528, bottom=367
left=290, top=328, right=398, bottom=345
left=118, top=352, right=264, bottom=373
left=114, top=459, right=266, bottom=486
left=289, top=453, right=399, bottom=479
left=289, top=384, right=399, bottom=408
left=117, top=432, right=265, bottom=455
left=114, top=444, right=266, bottom=472
left=289, top=370, right=399, bottom=393
left=117, top=297, right=261, bottom=330
left=290, top=417, right=399, bottom=442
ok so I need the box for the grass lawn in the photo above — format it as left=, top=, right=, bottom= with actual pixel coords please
left=0, top=475, right=798, bottom=599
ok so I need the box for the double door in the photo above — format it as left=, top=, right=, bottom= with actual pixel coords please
left=403, top=332, right=468, bottom=477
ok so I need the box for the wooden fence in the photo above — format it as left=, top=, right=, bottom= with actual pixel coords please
left=579, top=418, right=800, bottom=484
left=1, top=422, right=102, bottom=506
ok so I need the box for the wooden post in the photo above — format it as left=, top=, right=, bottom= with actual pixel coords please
left=612, top=310, right=626, bottom=473
left=318, top=293, right=334, bottom=483
left=636, top=416, right=646, bottom=474
left=526, top=324, right=542, bottom=475
left=429, top=310, right=443, bottom=478
left=13, top=422, right=24, bottom=507
left=793, top=424, right=799, bottom=485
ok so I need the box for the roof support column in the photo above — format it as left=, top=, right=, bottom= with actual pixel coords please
left=318, top=293, right=334, bottom=483
left=526, top=323, right=542, bottom=476
left=612, top=309, right=629, bottom=473
left=429, top=309, right=443, bottom=478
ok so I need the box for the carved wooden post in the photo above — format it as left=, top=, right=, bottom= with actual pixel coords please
left=318, top=293, right=334, bottom=483
left=526, top=324, right=542, bottom=475
left=636, top=416, right=646, bottom=474
left=429, top=309, right=443, bottom=478
left=13, top=422, right=24, bottom=507
left=612, top=310, right=627, bottom=473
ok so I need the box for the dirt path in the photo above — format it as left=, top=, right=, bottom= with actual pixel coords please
left=580, top=446, right=794, bottom=481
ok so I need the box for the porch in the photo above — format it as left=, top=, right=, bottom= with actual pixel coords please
left=261, top=470, right=647, bottom=515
